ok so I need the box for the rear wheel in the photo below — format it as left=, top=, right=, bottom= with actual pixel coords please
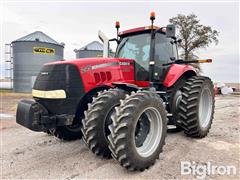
left=178, top=76, right=215, bottom=137
left=81, top=89, right=126, bottom=158
left=167, top=78, right=186, bottom=132
left=108, top=91, right=167, bottom=171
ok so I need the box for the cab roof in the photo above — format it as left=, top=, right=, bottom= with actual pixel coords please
left=119, top=26, right=165, bottom=37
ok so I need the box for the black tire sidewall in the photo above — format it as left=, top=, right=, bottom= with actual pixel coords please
left=82, top=88, right=127, bottom=157
left=97, top=93, right=125, bottom=148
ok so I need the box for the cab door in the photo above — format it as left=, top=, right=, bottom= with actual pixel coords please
left=154, top=33, right=177, bottom=82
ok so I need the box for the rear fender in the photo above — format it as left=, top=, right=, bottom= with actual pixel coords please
left=163, top=64, right=197, bottom=87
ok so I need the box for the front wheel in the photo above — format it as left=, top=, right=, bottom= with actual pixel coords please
left=81, top=88, right=126, bottom=158
left=108, top=91, right=167, bottom=171
left=52, top=123, right=82, bottom=141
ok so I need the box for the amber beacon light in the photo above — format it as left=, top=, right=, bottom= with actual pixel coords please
left=150, top=11, right=156, bottom=20
left=115, top=21, right=120, bottom=29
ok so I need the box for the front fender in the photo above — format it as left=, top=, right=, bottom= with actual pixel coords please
left=112, top=82, right=140, bottom=92
left=163, top=64, right=197, bottom=87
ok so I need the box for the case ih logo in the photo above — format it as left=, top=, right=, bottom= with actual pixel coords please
left=81, top=65, right=92, bottom=73
left=33, top=47, right=55, bottom=55
left=40, top=72, right=49, bottom=75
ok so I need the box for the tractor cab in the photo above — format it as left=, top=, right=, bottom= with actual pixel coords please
left=99, top=12, right=179, bottom=83
left=115, top=25, right=178, bottom=82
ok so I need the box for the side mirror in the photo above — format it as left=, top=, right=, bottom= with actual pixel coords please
left=98, top=30, right=109, bottom=58
left=166, top=24, right=176, bottom=38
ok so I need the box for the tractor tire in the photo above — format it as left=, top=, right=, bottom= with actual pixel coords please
left=52, top=125, right=82, bottom=141
left=178, top=76, right=215, bottom=138
left=81, top=88, right=126, bottom=158
left=167, top=78, right=186, bottom=119
left=108, top=91, right=167, bottom=171
left=167, top=78, right=186, bottom=133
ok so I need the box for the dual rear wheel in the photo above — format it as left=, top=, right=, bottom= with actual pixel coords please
left=178, top=76, right=215, bottom=137
left=167, top=76, right=215, bottom=137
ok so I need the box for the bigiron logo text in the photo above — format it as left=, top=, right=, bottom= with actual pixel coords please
left=181, top=161, right=237, bottom=179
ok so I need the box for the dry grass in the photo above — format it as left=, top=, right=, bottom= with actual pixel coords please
left=1, top=91, right=32, bottom=97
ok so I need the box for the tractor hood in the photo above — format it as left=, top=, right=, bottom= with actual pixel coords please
left=46, top=57, right=134, bottom=70
left=40, top=57, right=136, bottom=92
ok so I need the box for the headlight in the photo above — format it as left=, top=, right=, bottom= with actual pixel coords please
left=32, top=89, right=66, bottom=99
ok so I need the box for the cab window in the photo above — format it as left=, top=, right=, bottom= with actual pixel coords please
left=154, top=33, right=177, bottom=65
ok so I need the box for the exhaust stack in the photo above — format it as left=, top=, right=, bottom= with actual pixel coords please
left=98, top=30, right=109, bottom=58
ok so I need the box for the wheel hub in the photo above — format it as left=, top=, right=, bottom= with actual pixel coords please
left=199, top=87, right=213, bottom=128
left=173, top=90, right=182, bottom=112
left=134, top=107, right=163, bottom=158
left=135, top=113, right=150, bottom=147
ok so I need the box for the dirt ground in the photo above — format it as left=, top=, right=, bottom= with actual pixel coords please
left=1, top=93, right=240, bottom=179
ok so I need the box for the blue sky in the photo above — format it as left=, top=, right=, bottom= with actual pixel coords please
left=1, top=0, right=239, bottom=82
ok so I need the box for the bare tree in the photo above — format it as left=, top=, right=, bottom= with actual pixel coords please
left=169, top=14, right=219, bottom=69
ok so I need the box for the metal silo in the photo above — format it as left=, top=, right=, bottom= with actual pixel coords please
left=74, top=41, right=103, bottom=58
left=12, top=31, right=64, bottom=93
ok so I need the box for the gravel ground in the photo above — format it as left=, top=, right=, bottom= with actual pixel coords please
left=1, top=93, right=240, bottom=179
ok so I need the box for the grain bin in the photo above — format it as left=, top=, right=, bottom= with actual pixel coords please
left=74, top=41, right=103, bottom=58
left=12, top=31, right=64, bottom=93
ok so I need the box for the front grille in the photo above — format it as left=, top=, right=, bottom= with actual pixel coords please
left=33, top=63, right=85, bottom=115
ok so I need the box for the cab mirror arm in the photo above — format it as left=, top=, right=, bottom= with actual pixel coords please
left=109, top=38, right=120, bottom=44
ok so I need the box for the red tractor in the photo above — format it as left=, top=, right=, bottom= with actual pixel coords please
left=16, top=12, right=215, bottom=171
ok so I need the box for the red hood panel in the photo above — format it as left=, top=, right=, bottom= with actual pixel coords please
left=46, top=57, right=135, bottom=92
left=46, top=57, right=134, bottom=67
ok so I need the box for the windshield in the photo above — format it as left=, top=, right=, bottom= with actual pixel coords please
left=116, top=33, right=151, bottom=71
